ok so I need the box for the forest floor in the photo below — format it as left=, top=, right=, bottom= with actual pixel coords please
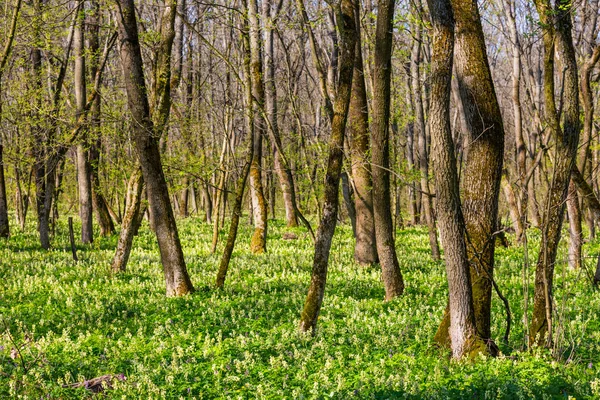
left=1, top=217, right=599, bottom=399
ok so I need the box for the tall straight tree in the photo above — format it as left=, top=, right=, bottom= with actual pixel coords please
left=347, top=0, right=377, bottom=265
left=299, top=0, right=357, bottom=333
left=530, top=0, right=580, bottom=346
left=427, top=0, right=483, bottom=359
left=371, top=0, right=404, bottom=299
left=0, top=0, right=22, bottom=238
left=436, top=0, right=505, bottom=346
left=74, top=3, right=93, bottom=244
left=248, top=0, right=268, bottom=254
left=114, top=0, right=194, bottom=296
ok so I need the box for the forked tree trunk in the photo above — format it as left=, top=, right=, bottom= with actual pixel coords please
left=371, top=0, right=404, bottom=300
left=111, top=168, right=144, bottom=272
left=299, top=0, right=356, bottom=333
left=347, top=0, right=377, bottom=265
left=529, top=0, right=580, bottom=347
left=114, top=0, right=194, bottom=296
left=427, top=0, right=483, bottom=358
left=436, top=0, right=505, bottom=346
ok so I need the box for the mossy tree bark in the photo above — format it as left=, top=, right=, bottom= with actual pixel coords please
left=114, top=0, right=194, bottom=296
left=530, top=0, right=580, bottom=347
left=347, top=0, right=377, bottom=265
left=371, top=0, right=405, bottom=300
left=427, top=0, right=483, bottom=359
left=299, top=0, right=356, bottom=333
left=436, top=0, right=505, bottom=346
left=248, top=0, right=268, bottom=254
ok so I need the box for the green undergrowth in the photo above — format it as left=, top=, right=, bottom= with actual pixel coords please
left=1, top=217, right=599, bottom=399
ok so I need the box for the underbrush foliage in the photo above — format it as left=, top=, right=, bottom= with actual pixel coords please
left=1, top=218, right=599, bottom=398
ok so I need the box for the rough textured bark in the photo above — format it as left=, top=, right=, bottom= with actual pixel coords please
left=427, top=0, right=483, bottom=359
left=114, top=0, right=194, bottom=296
left=438, top=0, right=505, bottom=343
left=530, top=0, right=580, bottom=346
left=341, top=171, right=356, bottom=235
left=248, top=0, right=268, bottom=254
left=299, top=0, right=356, bottom=333
left=347, top=0, right=377, bottom=265
left=371, top=0, right=404, bottom=300
left=74, top=6, right=93, bottom=244
left=410, top=13, right=440, bottom=260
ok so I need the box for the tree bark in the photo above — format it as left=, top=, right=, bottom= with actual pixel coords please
left=299, top=0, right=356, bottom=333
left=114, top=0, right=194, bottom=296
left=371, top=0, right=405, bottom=300
left=248, top=0, right=268, bottom=254
left=74, top=5, right=93, bottom=244
left=347, top=0, right=377, bottom=265
left=530, top=0, right=580, bottom=346
left=427, top=0, right=483, bottom=359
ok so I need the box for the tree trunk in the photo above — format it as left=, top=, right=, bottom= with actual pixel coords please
left=248, top=0, right=268, bottom=254
left=371, top=0, right=404, bottom=300
left=114, top=0, right=194, bottom=296
left=74, top=8, right=93, bottom=244
left=427, top=0, right=483, bottom=358
left=299, top=0, right=356, bottom=333
left=410, top=11, right=440, bottom=260
left=567, top=181, right=582, bottom=270
left=530, top=0, right=580, bottom=347
left=444, top=0, right=505, bottom=343
left=347, top=0, right=377, bottom=265
left=111, top=168, right=144, bottom=273
left=341, top=171, right=356, bottom=236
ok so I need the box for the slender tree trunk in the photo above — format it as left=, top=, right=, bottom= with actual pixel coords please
left=74, top=6, right=93, bottom=244
left=0, top=0, right=21, bottom=238
left=347, top=0, right=377, bottom=265
left=530, top=0, right=580, bottom=346
left=114, top=0, right=194, bottom=296
left=248, top=0, right=268, bottom=254
left=371, top=0, right=404, bottom=300
left=410, top=12, right=440, bottom=260
left=567, top=181, right=582, bottom=269
left=341, top=171, right=356, bottom=236
left=299, top=0, right=356, bottom=333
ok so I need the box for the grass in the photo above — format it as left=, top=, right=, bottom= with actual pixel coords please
left=1, top=216, right=599, bottom=399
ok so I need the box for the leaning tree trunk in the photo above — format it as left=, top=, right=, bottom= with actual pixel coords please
left=298, top=0, right=356, bottom=333
left=427, top=0, right=483, bottom=359
left=347, top=0, right=377, bottom=265
left=530, top=0, right=580, bottom=347
left=114, top=0, right=194, bottom=296
left=436, top=0, right=505, bottom=346
left=371, top=0, right=405, bottom=300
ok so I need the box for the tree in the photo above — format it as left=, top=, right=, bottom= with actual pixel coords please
left=530, top=0, right=580, bottom=346
left=0, top=0, right=22, bottom=239
left=114, top=0, right=194, bottom=297
left=299, top=0, right=357, bottom=333
left=347, top=0, right=377, bottom=265
left=371, top=0, right=404, bottom=300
